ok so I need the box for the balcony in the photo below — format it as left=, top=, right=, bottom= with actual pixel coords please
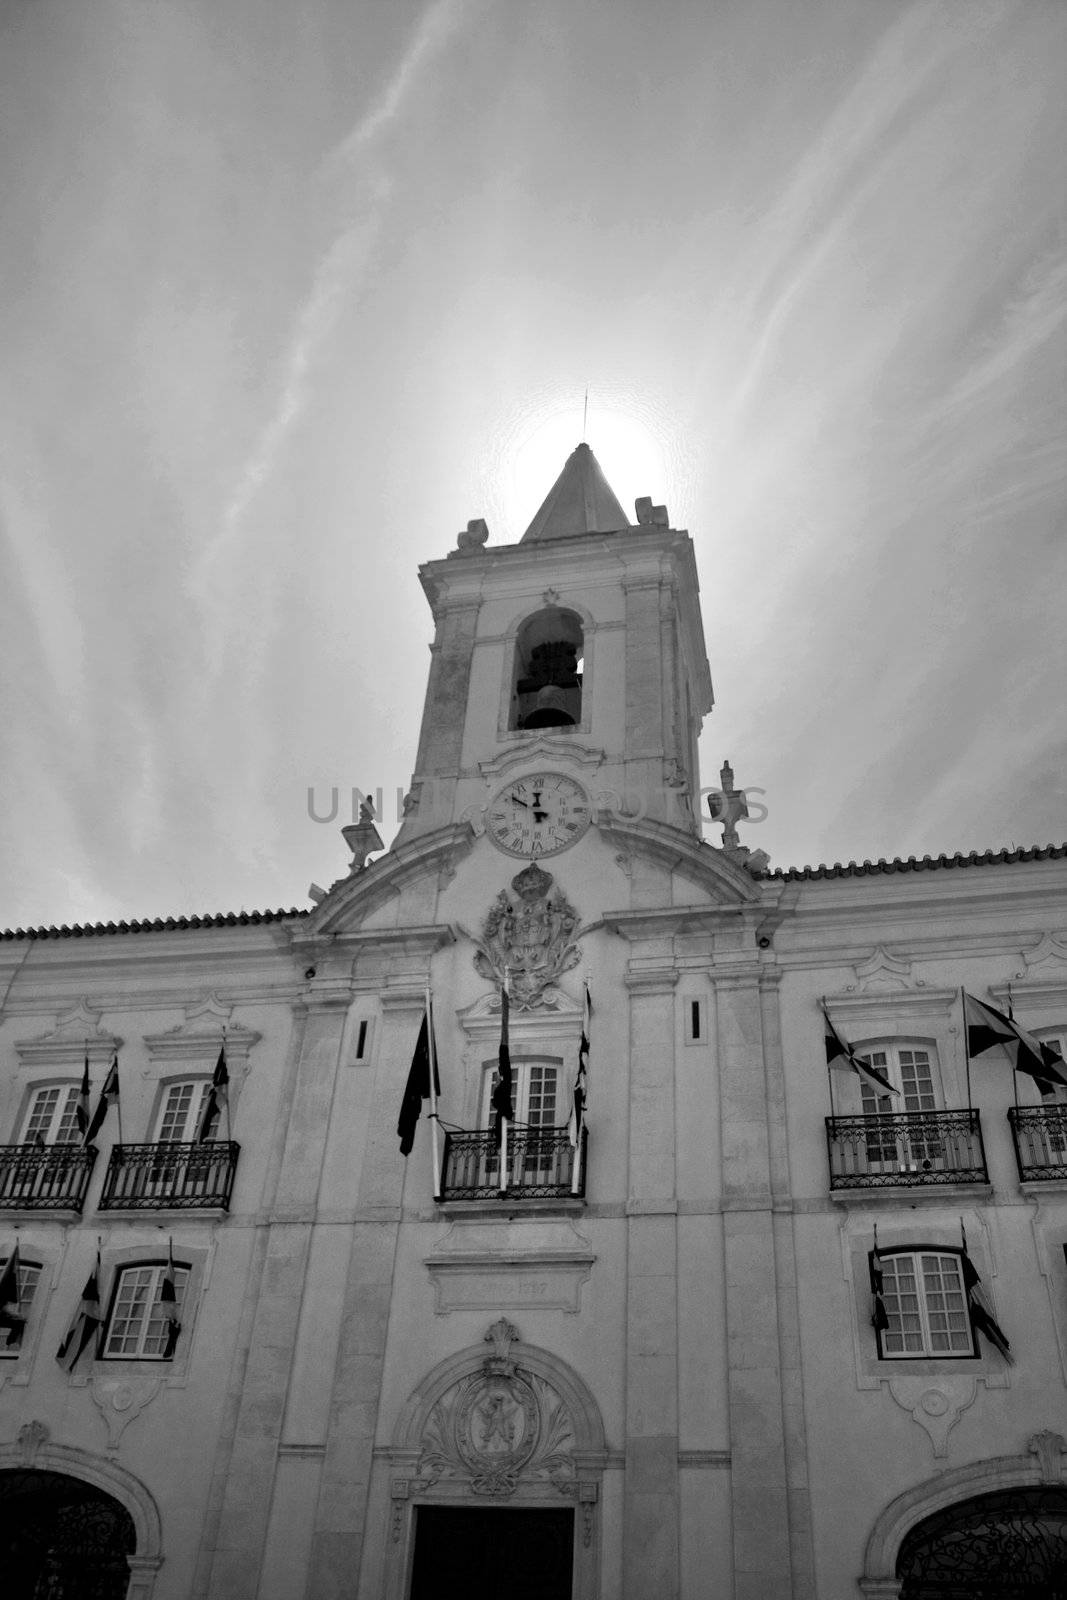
left=826, top=1110, right=987, bottom=1191
left=439, top=1127, right=586, bottom=1202
left=0, top=1143, right=97, bottom=1212
left=1009, top=1106, right=1067, bottom=1182
left=99, top=1141, right=240, bottom=1211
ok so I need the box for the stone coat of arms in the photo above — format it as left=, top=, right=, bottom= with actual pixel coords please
left=472, top=864, right=581, bottom=1011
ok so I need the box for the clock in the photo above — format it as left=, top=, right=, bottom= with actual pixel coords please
left=486, top=772, right=591, bottom=858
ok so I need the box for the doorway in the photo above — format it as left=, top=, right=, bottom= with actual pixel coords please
left=0, top=1468, right=136, bottom=1599
left=897, top=1485, right=1067, bottom=1598
left=410, top=1505, right=574, bottom=1600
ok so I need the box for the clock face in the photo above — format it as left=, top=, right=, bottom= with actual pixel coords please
left=486, top=773, right=591, bottom=858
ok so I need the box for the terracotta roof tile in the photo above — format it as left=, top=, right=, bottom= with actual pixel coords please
left=762, top=844, right=1067, bottom=881
left=0, top=907, right=308, bottom=941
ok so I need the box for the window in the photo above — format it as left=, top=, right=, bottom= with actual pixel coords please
left=510, top=608, right=584, bottom=730
left=859, top=1041, right=942, bottom=1170
left=874, top=1249, right=974, bottom=1359
left=684, top=998, right=706, bottom=1045
left=0, top=1257, right=42, bottom=1355
left=101, top=1262, right=189, bottom=1360
left=156, top=1081, right=214, bottom=1143
left=481, top=1059, right=564, bottom=1187
left=482, top=1060, right=561, bottom=1129
left=20, top=1084, right=82, bottom=1146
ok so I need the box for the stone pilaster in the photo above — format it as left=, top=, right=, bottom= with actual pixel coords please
left=204, top=990, right=352, bottom=1600
left=623, top=962, right=680, bottom=1600
left=715, top=966, right=793, bottom=1600
left=305, top=986, right=425, bottom=1600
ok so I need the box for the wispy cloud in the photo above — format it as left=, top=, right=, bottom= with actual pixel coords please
left=194, top=0, right=479, bottom=607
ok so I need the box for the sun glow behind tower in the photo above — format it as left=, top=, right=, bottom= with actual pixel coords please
left=488, top=392, right=692, bottom=540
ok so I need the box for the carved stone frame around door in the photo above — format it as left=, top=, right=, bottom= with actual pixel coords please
left=381, top=1320, right=607, bottom=1600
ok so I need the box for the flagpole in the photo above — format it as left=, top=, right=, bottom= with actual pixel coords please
left=425, top=988, right=442, bottom=1200
left=499, top=971, right=509, bottom=1196
left=222, top=1030, right=232, bottom=1144
left=571, top=976, right=590, bottom=1196
left=961, top=988, right=973, bottom=1111
left=822, top=999, right=837, bottom=1120
left=1007, top=983, right=1021, bottom=1110
left=114, top=1054, right=123, bottom=1145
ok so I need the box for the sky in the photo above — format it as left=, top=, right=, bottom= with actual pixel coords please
left=0, top=0, right=1064, bottom=930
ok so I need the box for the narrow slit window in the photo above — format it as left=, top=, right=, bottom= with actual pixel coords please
left=684, top=998, right=706, bottom=1045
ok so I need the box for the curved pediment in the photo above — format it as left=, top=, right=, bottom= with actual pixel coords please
left=594, top=816, right=763, bottom=907
left=299, top=821, right=475, bottom=936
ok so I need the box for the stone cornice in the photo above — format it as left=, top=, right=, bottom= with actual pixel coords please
left=819, top=987, right=959, bottom=1025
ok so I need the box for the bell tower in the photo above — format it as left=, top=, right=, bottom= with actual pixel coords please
left=395, top=442, right=714, bottom=846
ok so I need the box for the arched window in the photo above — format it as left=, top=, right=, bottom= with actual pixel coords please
left=871, top=1246, right=975, bottom=1359
left=0, top=1255, right=42, bottom=1356
left=101, top=1261, right=189, bottom=1360
left=510, top=608, right=584, bottom=730
left=18, top=1084, right=82, bottom=1146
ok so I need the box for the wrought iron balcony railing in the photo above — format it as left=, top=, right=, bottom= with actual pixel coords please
left=99, top=1141, right=240, bottom=1211
left=1008, top=1106, right=1067, bottom=1182
left=0, top=1143, right=97, bottom=1211
left=826, top=1110, right=987, bottom=1190
left=440, top=1126, right=586, bottom=1201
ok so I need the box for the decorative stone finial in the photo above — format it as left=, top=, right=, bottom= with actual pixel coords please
left=456, top=518, right=489, bottom=552
left=635, top=496, right=668, bottom=526
left=708, top=758, right=770, bottom=876
left=340, top=792, right=384, bottom=873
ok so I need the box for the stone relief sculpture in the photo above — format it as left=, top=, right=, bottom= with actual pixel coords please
left=471, top=865, right=581, bottom=1010
left=410, top=1319, right=578, bottom=1502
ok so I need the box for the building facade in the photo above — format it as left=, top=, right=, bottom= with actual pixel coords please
left=2, top=444, right=1066, bottom=1598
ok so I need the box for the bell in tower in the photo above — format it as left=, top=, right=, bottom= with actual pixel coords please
left=511, top=611, right=583, bottom=729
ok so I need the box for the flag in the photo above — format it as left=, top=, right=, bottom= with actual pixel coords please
left=822, top=1006, right=898, bottom=1096
left=963, top=991, right=1067, bottom=1094
left=160, top=1240, right=181, bottom=1360
left=568, top=981, right=591, bottom=1148
left=397, top=1010, right=440, bottom=1156
left=75, top=1053, right=91, bottom=1143
left=85, top=1053, right=119, bottom=1144
left=0, top=1241, right=25, bottom=1349
left=869, top=1227, right=889, bottom=1333
left=960, top=1223, right=1012, bottom=1363
left=195, top=1045, right=230, bottom=1143
left=56, top=1252, right=101, bottom=1370
left=491, top=984, right=514, bottom=1144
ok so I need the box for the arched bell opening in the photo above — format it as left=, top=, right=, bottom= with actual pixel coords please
left=895, top=1485, right=1067, bottom=1598
left=510, top=609, right=583, bottom=731
left=0, top=1467, right=137, bottom=1599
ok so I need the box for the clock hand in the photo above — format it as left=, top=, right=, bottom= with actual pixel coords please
left=533, top=809, right=548, bottom=823
left=510, top=795, right=530, bottom=810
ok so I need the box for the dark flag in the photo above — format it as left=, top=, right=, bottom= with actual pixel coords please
left=397, top=1011, right=440, bottom=1156
left=960, top=1223, right=1012, bottom=1363
left=85, top=1053, right=119, bottom=1144
left=822, top=1006, right=898, bottom=1097
left=75, top=1054, right=91, bottom=1143
left=56, top=1252, right=101, bottom=1370
left=195, top=1045, right=230, bottom=1144
left=0, top=1241, right=25, bottom=1349
left=963, top=992, right=1067, bottom=1094
left=160, top=1240, right=181, bottom=1360
left=491, top=984, right=514, bottom=1144
left=870, top=1228, right=889, bottom=1333
left=569, top=981, right=591, bottom=1148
